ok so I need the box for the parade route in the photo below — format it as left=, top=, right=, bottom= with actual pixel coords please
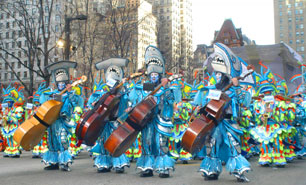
left=1, top=151, right=306, bottom=185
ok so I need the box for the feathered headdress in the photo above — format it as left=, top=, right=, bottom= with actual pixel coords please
left=2, top=83, right=25, bottom=107
left=253, top=61, right=277, bottom=96
left=32, top=81, right=51, bottom=105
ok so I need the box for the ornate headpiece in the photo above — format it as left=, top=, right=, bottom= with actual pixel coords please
left=145, top=45, right=165, bottom=76
left=253, top=61, right=277, bottom=96
left=2, top=83, right=25, bottom=107
left=45, top=61, right=77, bottom=83
left=95, top=58, right=129, bottom=84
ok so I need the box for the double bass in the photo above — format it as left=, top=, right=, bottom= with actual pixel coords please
left=182, top=66, right=255, bottom=154
left=76, top=72, right=143, bottom=146
left=13, top=76, right=87, bottom=151
left=104, top=74, right=181, bottom=157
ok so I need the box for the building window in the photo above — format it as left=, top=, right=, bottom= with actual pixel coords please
left=279, top=4, right=282, bottom=9
left=301, top=24, right=304, bottom=29
left=6, top=22, right=9, bottom=28
left=288, top=11, right=292, bottom=16
left=23, top=71, right=27, bottom=78
left=300, top=10, right=303, bottom=14
left=56, top=4, right=60, bottom=11
left=302, top=32, right=304, bottom=36
left=287, top=4, right=291, bottom=8
left=289, top=17, right=292, bottom=22
left=55, top=15, right=61, bottom=22
left=297, top=32, right=300, bottom=36
left=302, top=47, right=305, bottom=51
left=297, top=39, right=300, bottom=44
left=280, top=33, right=284, bottom=38
left=4, top=73, right=7, bottom=80
left=289, top=40, right=293, bottom=44
left=302, top=39, right=304, bottom=44
left=55, top=25, right=59, bottom=32
left=45, top=26, right=49, bottom=33
left=280, top=12, right=282, bottom=16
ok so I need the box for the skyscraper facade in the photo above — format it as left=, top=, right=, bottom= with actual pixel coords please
left=147, top=0, right=193, bottom=73
left=274, top=0, right=306, bottom=59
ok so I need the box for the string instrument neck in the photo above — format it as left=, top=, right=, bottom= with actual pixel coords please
left=148, top=83, right=163, bottom=96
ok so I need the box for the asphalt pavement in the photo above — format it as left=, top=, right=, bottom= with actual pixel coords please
left=0, top=151, right=306, bottom=185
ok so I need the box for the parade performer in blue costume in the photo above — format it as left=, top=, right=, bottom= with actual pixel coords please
left=66, top=82, right=84, bottom=158
left=1, top=84, right=25, bottom=158
left=40, top=61, right=82, bottom=171
left=88, top=58, right=130, bottom=173
left=193, top=43, right=252, bottom=182
left=292, top=93, right=306, bottom=158
left=289, top=73, right=306, bottom=158
left=125, top=77, right=143, bottom=162
left=239, top=89, right=254, bottom=159
left=127, top=46, right=178, bottom=178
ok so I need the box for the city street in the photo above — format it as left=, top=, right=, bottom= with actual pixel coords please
left=0, top=151, right=306, bottom=185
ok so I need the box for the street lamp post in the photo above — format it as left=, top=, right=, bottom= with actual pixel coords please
left=64, top=14, right=88, bottom=60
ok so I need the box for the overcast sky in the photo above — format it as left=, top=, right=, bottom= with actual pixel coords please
left=192, top=0, right=275, bottom=49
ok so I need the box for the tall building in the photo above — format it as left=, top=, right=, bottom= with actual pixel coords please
left=274, top=0, right=306, bottom=59
left=146, top=0, right=193, bottom=73
left=179, top=0, right=193, bottom=71
left=0, top=0, right=62, bottom=89
left=98, top=0, right=157, bottom=70
left=136, top=1, right=158, bottom=69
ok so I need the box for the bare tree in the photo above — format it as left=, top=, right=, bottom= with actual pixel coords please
left=66, top=0, right=155, bottom=95
left=0, top=0, right=62, bottom=96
